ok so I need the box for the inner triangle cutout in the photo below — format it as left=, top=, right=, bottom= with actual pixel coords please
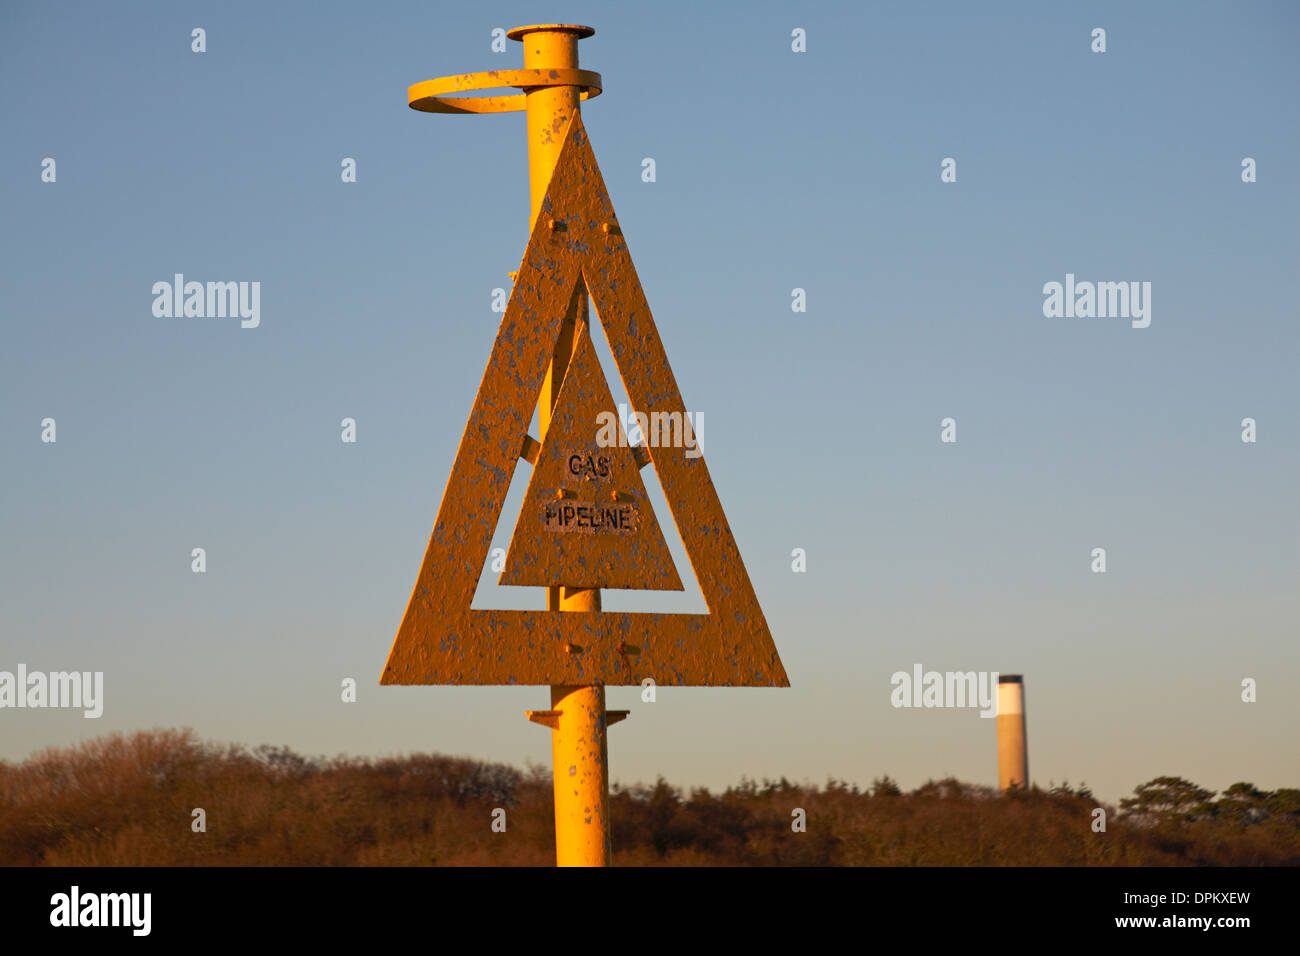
left=381, top=112, right=787, bottom=687
left=499, top=320, right=683, bottom=591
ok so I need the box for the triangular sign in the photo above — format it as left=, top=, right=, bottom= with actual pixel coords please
left=381, top=113, right=787, bottom=687
left=498, top=321, right=683, bottom=591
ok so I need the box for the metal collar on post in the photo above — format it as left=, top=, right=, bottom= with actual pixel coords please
left=407, top=68, right=602, bottom=114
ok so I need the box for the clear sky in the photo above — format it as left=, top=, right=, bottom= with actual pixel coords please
left=1, top=1, right=1296, bottom=805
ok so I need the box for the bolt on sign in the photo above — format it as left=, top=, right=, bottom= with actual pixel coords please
left=381, top=112, right=787, bottom=687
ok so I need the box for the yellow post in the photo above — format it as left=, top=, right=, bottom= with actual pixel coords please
left=510, top=23, right=611, bottom=867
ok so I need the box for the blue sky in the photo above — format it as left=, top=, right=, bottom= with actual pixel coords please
left=1, top=1, right=1296, bottom=803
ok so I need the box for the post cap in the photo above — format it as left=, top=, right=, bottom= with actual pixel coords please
left=507, top=24, right=595, bottom=41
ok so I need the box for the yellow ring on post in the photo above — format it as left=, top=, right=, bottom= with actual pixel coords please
left=408, top=68, right=602, bottom=114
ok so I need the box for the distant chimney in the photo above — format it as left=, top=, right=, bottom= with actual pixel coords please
left=997, top=675, right=1028, bottom=792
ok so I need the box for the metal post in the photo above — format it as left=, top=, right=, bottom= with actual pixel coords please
left=511, top=23, right=611, bottom=867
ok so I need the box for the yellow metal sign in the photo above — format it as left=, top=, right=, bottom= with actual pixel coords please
left=499, top=323, right=682, bottom=591
left=381, top=113, right=786, bottom=688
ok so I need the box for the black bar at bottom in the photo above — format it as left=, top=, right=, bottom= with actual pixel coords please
left=0, top=866, right=1290, bottom=942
